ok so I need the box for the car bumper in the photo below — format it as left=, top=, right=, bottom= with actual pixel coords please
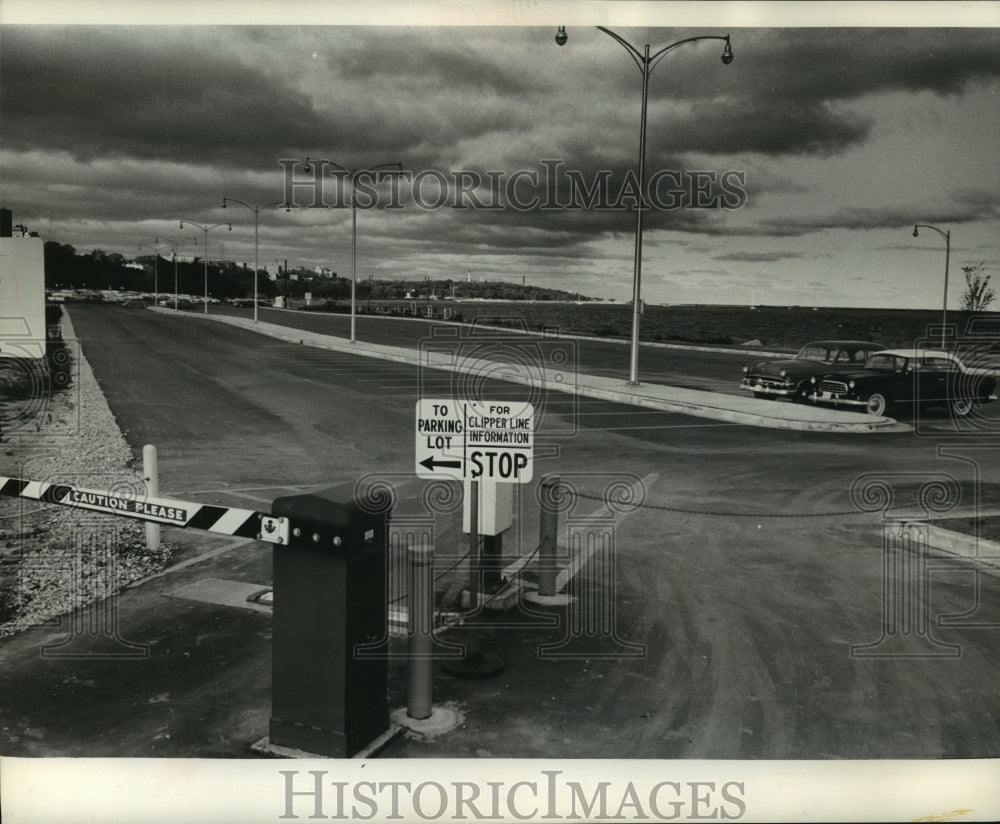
left=739, top=382, right=797, bottom=397
left=808, top=391, right=867, bottom=407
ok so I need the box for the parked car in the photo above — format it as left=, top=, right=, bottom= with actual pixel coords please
left=808, top=348, right=998, bottom=416
left=740, top=340, right=884, bottom=402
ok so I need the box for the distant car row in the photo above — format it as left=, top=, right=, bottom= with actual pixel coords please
left=46, top=290, right=272, bottom=309
left=741, top=340, right=998, bottom=417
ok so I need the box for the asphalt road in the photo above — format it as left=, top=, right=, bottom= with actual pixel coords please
left=2, top=303, right=998, bottom=759
left=210, top=303, right=758, bottom=395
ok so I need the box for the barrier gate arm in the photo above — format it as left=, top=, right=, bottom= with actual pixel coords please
left=2, top=474, right=393, bottom=758
left=0, top=475, right=346, bottom=549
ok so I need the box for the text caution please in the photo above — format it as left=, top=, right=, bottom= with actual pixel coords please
left=60, top=488, right=189, bottom=523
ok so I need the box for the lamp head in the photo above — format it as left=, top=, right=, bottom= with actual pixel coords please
left=721, top=37, right=734, bottom=65
left=913, top=226, right=919, bottom=238
left=555, top=26, right=568, bottom=46
left=221, top=199, right=228, bottom=208
left=179, top=221, right=184, bottom=229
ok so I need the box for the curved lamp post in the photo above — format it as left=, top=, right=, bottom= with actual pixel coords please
left=138, top=242, right=159, bottom=305
left=556, top=25, right=733, bottom=385
left=221, top=197, right=286, bottom=323
left=912, top=224, right=951, bottom=348
left=179, top=220, right=231, bottom=314
left=155, top=234, right=194, bottom=310
left=303, top=158, right=403, bottom=343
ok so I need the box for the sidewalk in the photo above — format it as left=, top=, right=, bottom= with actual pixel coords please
left=153, top=308, right=906, bottom=433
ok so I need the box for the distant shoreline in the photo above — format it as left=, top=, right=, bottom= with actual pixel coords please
left=301, top=299, right=1000, bottom=351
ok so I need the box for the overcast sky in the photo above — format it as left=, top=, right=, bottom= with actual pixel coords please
left=2, top=2, right=999, bottom=308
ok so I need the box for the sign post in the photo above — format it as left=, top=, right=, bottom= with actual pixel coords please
left=415, top=399, right=534, bottom=679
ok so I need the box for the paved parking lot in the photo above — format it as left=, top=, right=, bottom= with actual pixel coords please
left=2, top=305, right=999, bottom=764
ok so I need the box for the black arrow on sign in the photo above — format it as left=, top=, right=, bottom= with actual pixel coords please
left=420, top=456, right=462, bottom=471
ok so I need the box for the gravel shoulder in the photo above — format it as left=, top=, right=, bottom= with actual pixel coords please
left=0, top=310, right=174, bottom=636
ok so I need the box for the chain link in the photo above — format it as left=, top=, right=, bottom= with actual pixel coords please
left=573, top=489, right=864, bottom=519
left=388, top=488, right=863, bottom=612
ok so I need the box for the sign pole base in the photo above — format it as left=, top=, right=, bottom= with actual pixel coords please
left=442, top=648, right=505, bottom=679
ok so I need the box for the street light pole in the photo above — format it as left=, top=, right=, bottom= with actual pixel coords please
left=221, top=197, right=286, bottom=323
left=303, top=158, right=402, bottom=343
left=179, top=220, right=231, bottom=314
left=556, top=26, right=733, bottom=385
left=913, top=224, right=952, bottom=348
left=155, top=234, right=193, bottom=310
left=138, top=242, right=159, bottom=305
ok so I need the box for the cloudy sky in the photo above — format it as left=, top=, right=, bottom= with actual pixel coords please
left=2, top=2, right=998, bottom=308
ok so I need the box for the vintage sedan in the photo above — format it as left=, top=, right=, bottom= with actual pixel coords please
left=808, top=348, right=998, bottom=416
left=740, top=340, right=883, bottom=401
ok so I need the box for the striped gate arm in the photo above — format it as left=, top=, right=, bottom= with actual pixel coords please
left=0, top=475, right=287, bottom=543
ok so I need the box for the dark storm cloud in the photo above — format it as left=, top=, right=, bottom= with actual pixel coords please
left=588, top=27, right=1000, bottom=158
left=0, top=27, right=543, bottom=171
left=761, top=193, right=1000, bottom=236
left=326, top=30, right=537, bottom=97
left=748, top=28, right=1000, bottom=101
left=2, top=23, right=997, bottom=289
left=5, top=26, right=997, bottom=172
left=714, top=251, right=805, bottom=263
left=0, top=28, right=334, bottom=165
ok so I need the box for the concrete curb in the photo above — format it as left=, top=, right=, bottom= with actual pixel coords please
left=151, top=308, right=907, bottom=433
left=897, top=521, right=1000, bottom=577
left=265, top=304, right=794, bottom=359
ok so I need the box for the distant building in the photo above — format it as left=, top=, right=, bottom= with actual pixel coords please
left=1, top=213, right=46, bottom=359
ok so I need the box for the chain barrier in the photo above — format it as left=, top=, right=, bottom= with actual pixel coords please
left=388, top=485, right=865, bottom=620
left=389, top=538, right=540, bottom=621
left=478, top=543, right=540, bottom=611
left=573, top=489, right=866, bottom=520
left=388, top=542, right=474, bottom=607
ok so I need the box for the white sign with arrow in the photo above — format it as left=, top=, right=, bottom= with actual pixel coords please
left=415, top=399, right=534, bottom=483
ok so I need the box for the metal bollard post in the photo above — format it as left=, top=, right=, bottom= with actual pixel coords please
left=142, top=444, right=160, bottom=552
left=537, top=475, right=559, bottom=597
left=482, top=533, right=503, bottom=593
left=444, top=479, right=504, bottom=678
left=468, top=479, right=480, bottom=609
left=407, top=539, right=434, bottom=720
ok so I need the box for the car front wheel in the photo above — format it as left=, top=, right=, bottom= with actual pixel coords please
left=865, top=393, right=890, bottom=416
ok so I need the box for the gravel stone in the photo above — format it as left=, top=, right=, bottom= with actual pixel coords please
left=0, top=311, right=174, bottom=636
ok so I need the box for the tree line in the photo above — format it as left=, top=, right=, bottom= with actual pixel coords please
left=41, top=242, right=598, bottom=303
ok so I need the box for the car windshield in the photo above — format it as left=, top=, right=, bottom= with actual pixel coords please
left=796, top=345, right=835, bottom=362
left=796, top=344, right=875, bottom=364
left=865, top=353, right=907, bottom=372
